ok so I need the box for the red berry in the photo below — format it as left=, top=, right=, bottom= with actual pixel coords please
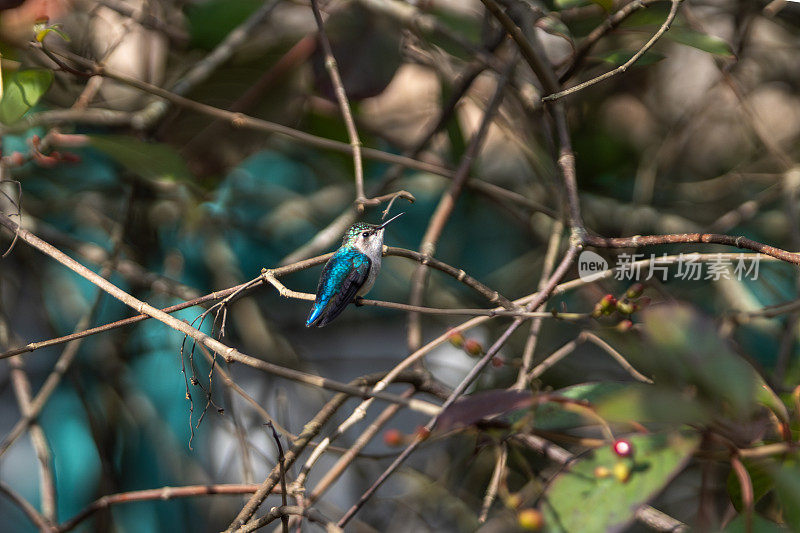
left=612, top=439, right=633, bottom=457
left=491, top=356, right=503, bottom=368
left=464, top=339, right=484, bottom=356
left=383, top=429, right=403, bottom=447
left=600, top=294, right=617, bottom=307
left=616, top=319, right=633, bottom=332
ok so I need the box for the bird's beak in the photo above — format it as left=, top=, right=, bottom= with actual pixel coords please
left=378, top=212, right=404, bottom=229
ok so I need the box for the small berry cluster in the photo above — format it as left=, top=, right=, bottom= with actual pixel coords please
left=591, top=284, right=650, bottom=330
left=383, top=426, right=431, bottom=447
left=447, top=331, right=504, bottom=367
left=594, top=438, right=635, bottom=483
left=2, top=134, right=83, bottom=169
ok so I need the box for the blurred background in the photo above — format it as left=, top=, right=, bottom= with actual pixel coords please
left=1, top=0, right=800, bottom=531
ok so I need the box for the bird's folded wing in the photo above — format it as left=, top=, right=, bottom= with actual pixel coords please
left=311, top=251, right=371, bottom=327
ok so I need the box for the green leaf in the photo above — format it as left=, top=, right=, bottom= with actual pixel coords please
left=634, top=305, right=761, bottom=419
left=88, top=135, right=192, bottom=182
left=621, top=3, right=672, bottom=27
left=36, top=26, right=71, bottom=43
left=595, top=49, right=666, bottom=67
left=528, top=382, right=626, bottom=430
left=597, top=383, right=713, bottom=425
left=428, top=7, right=481, bottom=60
left=554, top=0, right=591, bottom=9
left=767, top=462, right=800, bottom=527
left=726, top=459, right=775, bottom=513
left=0, top=69, right=53, bottom=124
left=186, top=0, right=263, bottom=49
left=590, top=0, right=613, bottom=11
left=620, top=6, right=734, bottom=58
left=666, top=26, right=735, bottom=57
left=723, top=514, right=788, bottom=533
left=542, top=432, right=699, bottom=532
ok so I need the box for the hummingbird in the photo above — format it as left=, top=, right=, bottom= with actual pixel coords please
left=306, top=213, right=404, bottom=327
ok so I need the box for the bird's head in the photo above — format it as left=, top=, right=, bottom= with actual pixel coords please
left=343, top=212, right=404, bottom=256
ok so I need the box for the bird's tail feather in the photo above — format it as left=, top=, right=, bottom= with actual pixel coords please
left=305, top=303, right=326, bottom=327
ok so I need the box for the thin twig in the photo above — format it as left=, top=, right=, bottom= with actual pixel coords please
left=478, top=444, right=507, bottom=523
left=407, top=56, right=518, bottom=351
left=57, top=484, right=273, bottom=533
left=515, top=219, right=564, bottom=389
left=730, top=454, right=754, bottom=533
left=527, top=337, right=582, bottom=381
left=310, top=0, right=366, bottom=210
left=542, top=0, right=684, bottom=102
left=266, top=422, right=290, bottom=533
left=0, top=481, right=54, bottom=532
left=582, top=332, right=653, bottom=383
left=558, top=0, right=662, bottom=83
left=236, top=505, right=341, bottom=533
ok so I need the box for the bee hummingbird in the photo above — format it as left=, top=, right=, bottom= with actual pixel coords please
left=306, top=213, right=404, bottom=327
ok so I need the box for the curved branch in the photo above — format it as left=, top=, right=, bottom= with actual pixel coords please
left=584, top=233, right=800, bottom=265
left=58, top=484, right=273, bottom=533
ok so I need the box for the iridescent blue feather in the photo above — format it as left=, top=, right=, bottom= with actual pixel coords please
left=305, top=247, right=371, bottom=327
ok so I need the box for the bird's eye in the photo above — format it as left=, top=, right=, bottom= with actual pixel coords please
left=362, top=231, right=370, bottom=238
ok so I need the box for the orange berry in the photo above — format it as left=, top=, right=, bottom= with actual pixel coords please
left=464, top=339, right=483, bottom=356
left=383, top=429, right=403, bottom=447
left=517, top=508, right=544, bottom=531
left=594, top=465, right=611, bottom=478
